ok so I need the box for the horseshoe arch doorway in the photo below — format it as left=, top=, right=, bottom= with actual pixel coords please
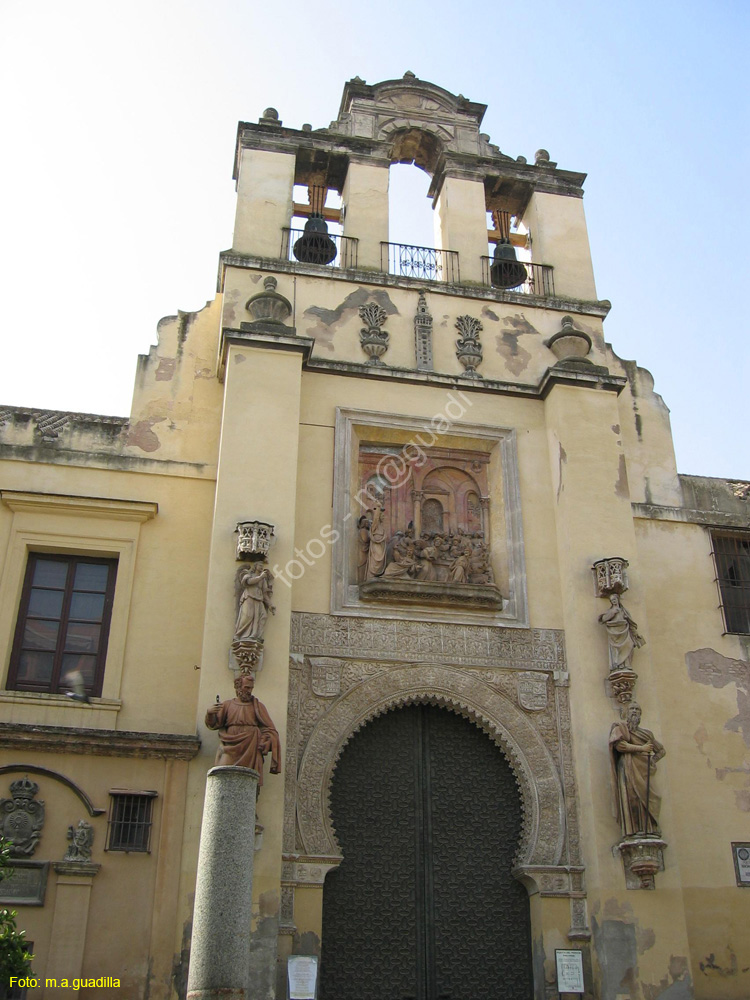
left=320, top=703, right=534, bottom=1000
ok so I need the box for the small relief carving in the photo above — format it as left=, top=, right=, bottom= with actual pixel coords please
left=232, top=563, right=276, bottom=671
left=359, top=303, right=389, bottom=366
left=355, top=446, right=502, bottom=609
left=455, top=315, right=483, bottom=378
left=235, top=520, right=275, bottom=561
left=414, top=292, right=433, bottom=371
left=205, top=674, right=281, bottom=787
left=0, top=778, right=45, bottom=857
left=308, top=658, right=343, bottom=698
left=64, top=820, right=93, bottom=862
left=517, top=672, right=548, bottom=712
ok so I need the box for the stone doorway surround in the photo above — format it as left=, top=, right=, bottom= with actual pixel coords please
left=281, top=612, right=589, bottom=948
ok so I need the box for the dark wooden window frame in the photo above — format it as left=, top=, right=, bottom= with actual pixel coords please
left=105, top=790, right=157, bottom=853
left=7, top=553, right=118, bottom=698
left=711, top=531, right=750, bottom=635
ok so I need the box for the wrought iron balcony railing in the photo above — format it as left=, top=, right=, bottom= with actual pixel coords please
left=481, top=257, right=555, bottom=297
left=281, top=228, right=359, bottom=269
left=381, top=242, right=460, bottom=284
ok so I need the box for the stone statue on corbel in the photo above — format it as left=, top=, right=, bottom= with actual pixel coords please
left=609, top=702, right=667, bottom=889
left=593, top=557, right=644, bottom=705
left=232, top=520, right=276, bottom=672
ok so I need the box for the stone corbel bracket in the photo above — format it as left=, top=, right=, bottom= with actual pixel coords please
left=616, top=835, right=667, bottom=890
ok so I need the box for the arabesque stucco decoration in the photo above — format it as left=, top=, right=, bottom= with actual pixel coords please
left=283, top=613, right=588, bottom=938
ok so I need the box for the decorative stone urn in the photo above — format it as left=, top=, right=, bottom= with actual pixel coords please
left=359, top=302, right=389, bottom=365
left=455, top=315, right=483, bottom=378
left=244, top=276, right=293, bottom=326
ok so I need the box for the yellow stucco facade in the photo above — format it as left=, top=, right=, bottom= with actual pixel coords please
left=0, top=75, right=748, bottom=1000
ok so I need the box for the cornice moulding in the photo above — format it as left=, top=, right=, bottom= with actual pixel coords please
left=0, top=491, right=158, bottom=521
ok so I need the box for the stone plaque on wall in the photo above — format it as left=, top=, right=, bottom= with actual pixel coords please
left=0, top=860, right=49, bottom=906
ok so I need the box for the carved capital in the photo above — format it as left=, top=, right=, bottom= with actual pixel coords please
left=592, top=556, right=629, bottom=596
left=235, top=520, right=275, bottom=561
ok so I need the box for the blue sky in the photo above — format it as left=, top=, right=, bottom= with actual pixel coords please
left=0, top=0, right=747, bottom=478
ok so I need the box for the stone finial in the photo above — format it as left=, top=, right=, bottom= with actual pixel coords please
left=259, top=107, right=282, bottom=126
left=244, top=277, right=293, bottom=327
left=403, top=70, right=416, bottom=79
left=414, top=292, right=433, bottom=371
left=534, top=148, right=550, bottom=164
left=545, top=316, right=593, bottom=367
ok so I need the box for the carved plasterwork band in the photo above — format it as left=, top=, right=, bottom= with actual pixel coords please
left=284, top=613, right=586, bottom=936
left=296, top=663, right=562, bottom=867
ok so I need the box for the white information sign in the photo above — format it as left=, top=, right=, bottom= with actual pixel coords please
left=288, top=955, right=318, bottom=1000
left=555, top=949, right=585, bottom=994
left=732, top=842, right=750, bottom=886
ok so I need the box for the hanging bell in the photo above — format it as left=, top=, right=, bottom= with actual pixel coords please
left=293, top=214, right=337, bottom=265
left=489, top=238, right=527, bottom=289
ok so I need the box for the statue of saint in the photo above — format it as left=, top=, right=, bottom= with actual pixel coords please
left=234, top=565, right=275, bottom=642
left=609, top=703, right=665, bottom=837
left=357, top=514, right=372, bottom=582
left=598, top=594, right=645, bottom=671
left=365, top=500, right=387, bottom=579
left=205, top=674, right=281, bottom=783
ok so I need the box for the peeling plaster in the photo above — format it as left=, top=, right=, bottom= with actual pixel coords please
left=557, top=443, right=567, bottom=502
left=127, top=418, right=165, bottom=453
left=249, top=894, right=280, bottom=1000
left=481, top=306, right=499, bottom=322
left=171, top=901, right=193, bottom=1000
left=502, top=313, right=538, bottom=336
left=223, top=285, right=242, bottom=326
left=304, top=288, right=398, bottom=352
left=643, top=956, right=693, bottom=1000
left=592, top=914, right=638, bottom=1000
left=686, top=648, right=750, bottom=746
left=699, top=949, right=739, bottom=978
left=494, top=331, right=531, bottom=377
left=155, top=358, right=176, bottom=382
left=233, top=353, right=247, bottom=364
left=611, top=424, right=621, bottom=434
left=615, top=454, right=629, bottom=499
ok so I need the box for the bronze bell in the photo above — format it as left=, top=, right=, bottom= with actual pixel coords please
left=293, top=214, right=337, bottom=265
left=489, top=238, right=527, bottom=289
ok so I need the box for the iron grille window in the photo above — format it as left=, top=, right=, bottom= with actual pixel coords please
left=7, top=554, right=117, bottom=697
left=713, top=532, right=750, bottom=634
left=106, top=791, right=157, bottom=853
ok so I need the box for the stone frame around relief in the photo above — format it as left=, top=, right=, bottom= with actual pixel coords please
left=331, top=406, right=528, bottom=626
